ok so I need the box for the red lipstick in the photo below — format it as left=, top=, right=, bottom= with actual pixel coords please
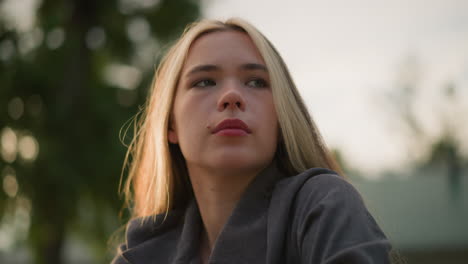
left=212, top=118, right=251, bottom=136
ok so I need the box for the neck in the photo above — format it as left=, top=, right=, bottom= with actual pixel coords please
left=188, top=165, right=263, bottom=251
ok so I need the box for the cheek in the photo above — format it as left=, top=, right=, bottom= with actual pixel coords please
left=172, top=93, right=211, bottom=145
left=264, top=96, right=279, bottom=131
left=258, top=96, right=279, bottom=145
left=173, top=93, right=198, bottom=127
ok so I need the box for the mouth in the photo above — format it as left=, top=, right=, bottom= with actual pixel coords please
left=211, top=118, right=252, bottom=135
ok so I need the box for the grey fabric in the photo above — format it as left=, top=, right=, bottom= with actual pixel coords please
left=112, top=163, right=392, bottom=263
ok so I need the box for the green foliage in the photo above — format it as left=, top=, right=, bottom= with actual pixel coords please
left=0, top=0, right=201, bottom=263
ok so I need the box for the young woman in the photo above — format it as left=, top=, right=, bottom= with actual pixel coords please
left=112, top=18, right=392, bottom=264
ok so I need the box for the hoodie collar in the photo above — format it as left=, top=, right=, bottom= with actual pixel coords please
left=122, top=162, right=286, bottom=264
left=173, top=161, right=286, bottom=263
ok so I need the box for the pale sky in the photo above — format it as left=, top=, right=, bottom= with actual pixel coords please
left=203, top=0, right=468, bottom=175
left=1, top=0, right=467, bottom=175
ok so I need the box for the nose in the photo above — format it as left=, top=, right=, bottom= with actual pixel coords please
left=217, top=84, right=246, bottom=112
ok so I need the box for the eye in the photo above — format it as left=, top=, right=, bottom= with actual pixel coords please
left=246, top=78, right=269, bottom=88
left=192, top=79, right=216, bottom=88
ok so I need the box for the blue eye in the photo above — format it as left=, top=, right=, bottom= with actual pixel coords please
left=193, top=79, right=216, bottom=88
left=246, top=78, right=269, bottom=88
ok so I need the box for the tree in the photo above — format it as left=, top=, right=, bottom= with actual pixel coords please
left=382, top=56, right=467, bottom=199
left=0, top=0, right=200, bottom=263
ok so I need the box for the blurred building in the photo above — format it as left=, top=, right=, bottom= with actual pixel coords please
left=352, top=167, right=468, bottom=264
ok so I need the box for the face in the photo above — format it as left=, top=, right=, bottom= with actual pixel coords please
left=169, top=30, right=279, bottom=175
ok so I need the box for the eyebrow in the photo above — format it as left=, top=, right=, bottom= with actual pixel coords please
left=185, top=63, right=268, bottom=76
left=241, top=63, right=268, bottom=72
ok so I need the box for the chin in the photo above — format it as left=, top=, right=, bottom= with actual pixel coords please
left=210, top=154, right=270, bottom=172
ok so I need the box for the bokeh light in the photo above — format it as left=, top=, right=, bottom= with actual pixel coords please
left=0, top=127, right=18, bottom=163
left=126, top=16, right=151, bottom=43
left=104, top=63, right=142, bottom=90
left=7, top=97, right=24, bottom=120
left=2, top=166, right=18, bottom=198
left=17, top=27, right=43, bottom=55
left=18, top=135, right=39, bottom=162
left=118, top=0, right=162, bottom=14
left=86, top=27, right=106, bottom=50
left=46, top=27, right=65, bottom=50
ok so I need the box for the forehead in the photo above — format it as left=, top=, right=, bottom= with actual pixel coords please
left=183, top=30, right=265, bottom=67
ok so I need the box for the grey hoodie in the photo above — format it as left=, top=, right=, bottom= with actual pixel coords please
left=112, top=163, right=392, bottom=263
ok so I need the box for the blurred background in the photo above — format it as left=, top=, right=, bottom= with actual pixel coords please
left=0, top=0, right=466, bottom=263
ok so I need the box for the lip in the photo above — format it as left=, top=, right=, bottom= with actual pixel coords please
left=212, top=118, right=252, bottom=135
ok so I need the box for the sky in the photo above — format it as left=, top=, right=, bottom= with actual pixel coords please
left=1, top=0, right=467, bottom=176
left=203, top=0, right=468, bottom=175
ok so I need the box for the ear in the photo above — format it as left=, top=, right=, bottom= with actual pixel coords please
left=168, top=119, right=178, bottom=144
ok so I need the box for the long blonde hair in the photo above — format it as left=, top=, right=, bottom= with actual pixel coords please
left=121, top=18, right=342, bottom=219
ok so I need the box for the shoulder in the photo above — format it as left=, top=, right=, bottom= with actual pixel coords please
left=126, top=210, right=184, bottom=248
left=275, top=167, right=371, bottom=224
left=296, top=169, right=364, bottom=209
left=272, top=168, right=392, bottom=263
left=268, top=167, right=368, bottom=237
left=111, top=210, right=185, bottom=264
left=274, top=167, right=359, bottom=204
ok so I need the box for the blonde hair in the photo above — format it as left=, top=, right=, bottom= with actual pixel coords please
left=121, top=18, right=342, bottom=219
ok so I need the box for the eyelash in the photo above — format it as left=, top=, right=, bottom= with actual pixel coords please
left=246, top=78, right=269, bottom=88
left=192, top=79, right=216, bottom=88
left=191, top=78, right=269, bottom=88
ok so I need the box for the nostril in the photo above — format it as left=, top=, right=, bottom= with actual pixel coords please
left=223, top=102, right=241, bottom=109
left=218, top=90, right=245, bottom=111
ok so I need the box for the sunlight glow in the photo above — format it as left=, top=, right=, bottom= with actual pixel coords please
left=3, top=174, right=18, bottom=198
left=104, top=63, right=142, bottom=90
left=18, top=135, right=39, bottom=162
left=0, top=127, right=17, bottom=163
left=0, top=0, right=41, bottom=32
left=46, top=27, right=65, bottom=50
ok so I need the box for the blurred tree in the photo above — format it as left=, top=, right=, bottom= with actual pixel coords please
left=383, top=56, right=467, bottom=199
left=330, top=148, right=359, bottom=177
left=423, top=83, right=464, bottom=202
left=384, top=55, right=427, bottom=160
left=0, top=0, right=200, bottom=263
